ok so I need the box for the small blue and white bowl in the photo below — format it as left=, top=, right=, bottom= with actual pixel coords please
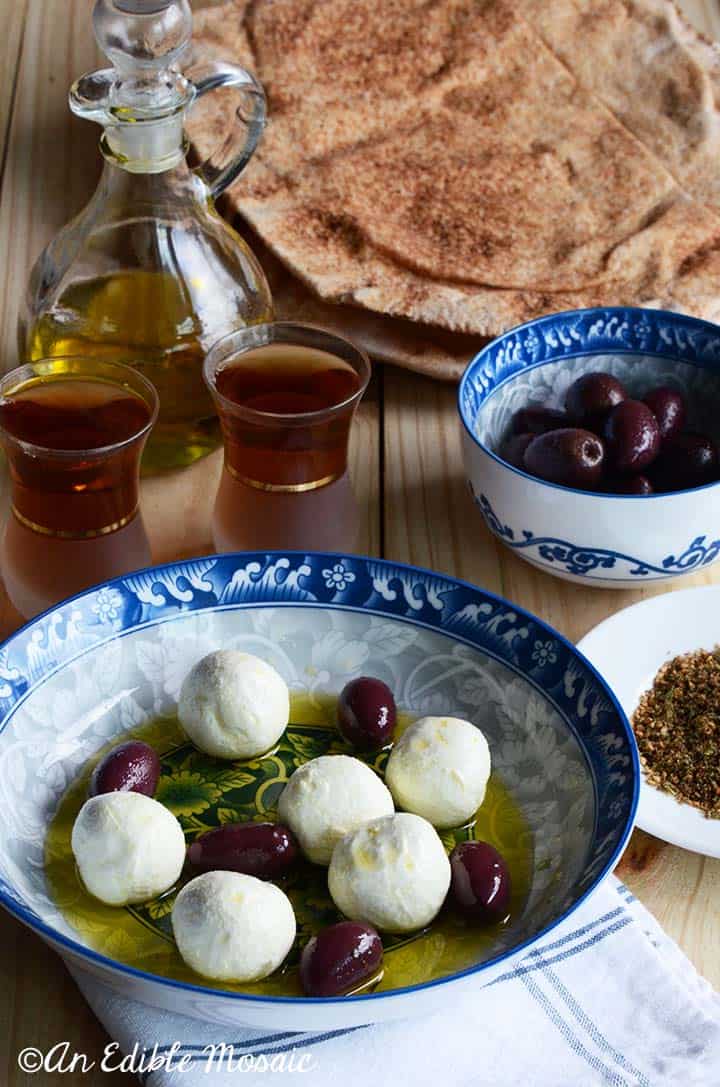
left=0, top=552, right=637, bottom=1030
left=459, top=307, right=720, bottom=588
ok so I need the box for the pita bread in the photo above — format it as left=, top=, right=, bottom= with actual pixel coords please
left=516, top=0, right=720, bottom=212
left=191, top=0, right=720, bottom=346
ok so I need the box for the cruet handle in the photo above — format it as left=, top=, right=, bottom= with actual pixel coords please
left=186, top=61, right=266, bottom=200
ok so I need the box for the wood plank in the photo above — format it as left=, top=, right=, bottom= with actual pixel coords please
left=349, top=374, right=382, bottom=557
left=0, top=0, right=28, bottom=183
left=0, top=0, right=99, bottom=371
left=381, top=369, right=504, bottom=593
left=382, top=365, right=720, bottom=989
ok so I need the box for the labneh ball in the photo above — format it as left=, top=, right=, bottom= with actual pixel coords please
left=328, top=813, right=451, bottom=933
left=385, top=716, right=491, bottom=828
left=71, top=792, right=185, bottom=906
left=278, top=755, right=394, bottom=865
left=172, top=871, right=296, bottom=982
left=178, top=650, right=289, bottom=759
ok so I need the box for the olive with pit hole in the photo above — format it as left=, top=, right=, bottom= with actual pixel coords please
left=603, top=400, right=660, bottom=473
left=186, top=822, right=299, bottom=880
left=300, top=922, right=383, bottom=997
left=88, top=740, right=160, bottom=798
left=511, top=407, right=571, bottom=436
left=651, top=432, right=719, bottom=492
left=605, top=474, right=654, bottom=495
left=565, top=372, right=626, bottom=428
left=337, top=677, right=396, bottom=751
left=642, top=386, right=686, bottom=441
left=499, top=432, right=534, bottom=469
left=523, top=428, right=604, bottom=489
left=450, top=841, right=511, bottom=923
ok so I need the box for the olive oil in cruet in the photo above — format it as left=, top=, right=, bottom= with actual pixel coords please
left=18, top=0, right=273, bottom=473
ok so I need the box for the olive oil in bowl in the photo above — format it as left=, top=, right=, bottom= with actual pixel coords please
left=45, top=694, right=534, bottom=997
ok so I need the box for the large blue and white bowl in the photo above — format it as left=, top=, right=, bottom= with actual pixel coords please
left=0, top=552, right=637, bottom=1029
left=460, top=307, right=720, bottom=588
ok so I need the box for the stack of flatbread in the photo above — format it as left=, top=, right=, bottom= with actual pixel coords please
left=191, top=0, right=720, bottom=381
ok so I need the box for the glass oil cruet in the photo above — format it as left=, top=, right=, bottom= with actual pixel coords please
left=18, top=0, right=273, bottom=474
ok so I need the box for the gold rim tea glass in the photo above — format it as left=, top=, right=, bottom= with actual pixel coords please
left=0, top=358, right=158, bottom=619
left=204, top=323, right=371, bottom=552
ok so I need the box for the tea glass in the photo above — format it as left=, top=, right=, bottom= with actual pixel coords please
left=204, top=323, right=371, bottom=552
left=0, top=358, right=158, bottom=619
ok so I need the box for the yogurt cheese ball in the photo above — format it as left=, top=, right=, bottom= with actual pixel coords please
left=178, top=650, right=289, bottom=760
left=385, top=716, right=491, bottom=828
left=172, top=871, right=296, bottom=983
left=71, top=792, right=185, bottom=906
left=278, top=755, right=394, bottom=865
left=328, top=812, right=451, bottom=933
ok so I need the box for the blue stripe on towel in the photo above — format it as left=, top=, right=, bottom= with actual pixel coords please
left=615, top=883, right=636, bottom=904
left=526, top=909, right=624, bottom=957
left=517, top=965, right=627, bottom=1086
left=142, top=1029, right=304, bottom=1060
left=542, top=964, right=650, bottom=1086
left=489, top=915, right=632, bottom=987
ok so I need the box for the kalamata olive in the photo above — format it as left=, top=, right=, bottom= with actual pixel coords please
left=605, top=474, right=654, bottom=495
left=603, top=400, right=660, bottom=473
left=651, top=432, right=719, bottom=492
left=565, top=372, right=626, bottom=428
left=186, top=822, right=299, bottom=880
left=499, top=432, right=534, bottom=469
left=450, top=841, right=511, bottom=923
left=523, top=428, right=604, bottom=489
left=300, top=922, right=383, bottom=997
left=511, top=407, right=571, bottom=436
left=88, top=741, right=160, bottom=798
left=642, top=386, right=686, bottom=441
left=337, top=677, right=396, bottom=751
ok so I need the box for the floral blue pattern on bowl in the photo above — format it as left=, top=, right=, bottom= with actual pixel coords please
left=0, top=552, right=638, bottom=1029
left=459, top=307, right=720, bottom=587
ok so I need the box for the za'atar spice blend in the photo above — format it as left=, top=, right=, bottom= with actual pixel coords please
left=633, top=648, right=720, bottom=818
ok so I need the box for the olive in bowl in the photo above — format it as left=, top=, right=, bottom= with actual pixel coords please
left=449, top=841, right=511, bottom=924
left=88, top=741, right=160, bottom=798
left=499, top=432, right=534, bottom=470
left=603, top=400, right=660, bottom=474
left=523, top=428, right=605, bottom=489
left=643, top=386, right=686, bottom=441
left=186, top=822, right=299, bottom=880
left=511, top=407, right=571, bottom=436
left=337, top=677, right=396, bottom=751
left=605, top=473, right=654, bottom=495
left=300, top=922, right=383, bottom=997
left=565, top=372, right=626, bottom=430
left=651, top=432, right=719, bottom=492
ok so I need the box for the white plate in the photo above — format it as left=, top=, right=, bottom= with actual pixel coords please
left=578, top=586, right=720, bottom=858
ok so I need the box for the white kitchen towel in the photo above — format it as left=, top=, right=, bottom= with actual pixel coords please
left=69, top=877, right=720, bottom=1087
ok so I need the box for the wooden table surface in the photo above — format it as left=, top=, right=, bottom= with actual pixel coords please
left=1, top=0, right=720, bottom=1081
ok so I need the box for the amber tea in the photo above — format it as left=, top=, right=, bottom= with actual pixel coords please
left=204, top=324, right=370, bottom=553
left=215, top=343, right=362, bottom=491
left=0, top=360, right=157, bottom=620
left=0, top=376, right=153, bottom=537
